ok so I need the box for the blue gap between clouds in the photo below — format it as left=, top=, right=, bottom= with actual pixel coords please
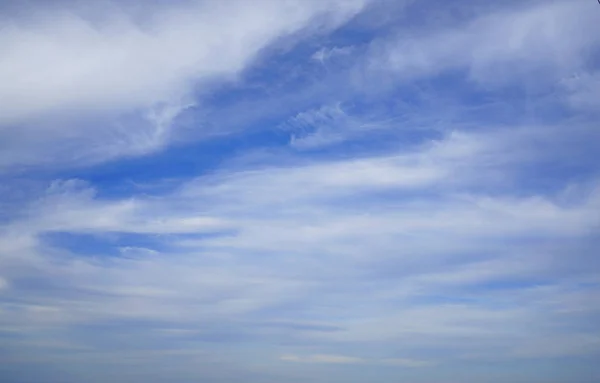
left=39, top=231, right=230, bottom=258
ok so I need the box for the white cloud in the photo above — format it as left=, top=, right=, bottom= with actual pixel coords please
left=0, top=0, right=370, bottom=169
left=1, top=125, right=598, bottom=351
left=19, top=179, right=230, bottom=235
left=0, top=0, right=368, bottom=126
left=311, top=46, right=355, bottom=64
left=283, top=103, right=400, bottom=149
left=367, top=1, right=600, bottom=86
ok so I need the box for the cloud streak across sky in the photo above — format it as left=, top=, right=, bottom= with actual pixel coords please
left=0, top=1, right=599, bottom=382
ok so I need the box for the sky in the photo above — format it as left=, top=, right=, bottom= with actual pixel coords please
left=0, top=0, right=599, bottom=382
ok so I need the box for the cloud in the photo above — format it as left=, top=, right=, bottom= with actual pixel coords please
left=1, top=1, right=599, bottom=382
left=282, top=103, right=401, bottom=149
left=280, top=354, right=365, bottom=364
left=562, top=71, right=600, bottom=111
left=0, top=276, right=8, bottom=291
left=280, top=354, right=434, bottom=366
left=311, top=46, right=355, bottom=64
left=365, top=1, right=600, bottom=86
left=380, top=358, right=435, bottom=367
left=1, top=126, right=598, bottom=352
left=0, top=0, right=369, bottom=126
left=0, top=0, right=370, bottom=169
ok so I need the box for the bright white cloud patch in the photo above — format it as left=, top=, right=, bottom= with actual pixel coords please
left=0, top=0, right=369, bottom=168
left=0, top=1, right=599, bottom=383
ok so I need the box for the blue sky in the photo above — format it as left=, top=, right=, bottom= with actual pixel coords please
left=0, top=1, right=600, bottom=382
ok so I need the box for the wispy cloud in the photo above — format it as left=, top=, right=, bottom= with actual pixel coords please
left=280, top=354, right=435, bottom=367
left=366, top=1, right=600, bottom=86
left=280, top=354, right=365, bottom=364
